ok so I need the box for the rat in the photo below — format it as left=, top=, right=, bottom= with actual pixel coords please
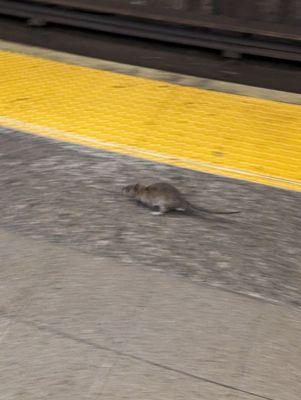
left=122, top=182, right=240, bottom=216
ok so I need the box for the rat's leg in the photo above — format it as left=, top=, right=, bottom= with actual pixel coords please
left=151, top=204, right=169, bottom=216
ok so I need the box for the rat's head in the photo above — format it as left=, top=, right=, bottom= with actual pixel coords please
left=122, top=183, right=144, bottom=197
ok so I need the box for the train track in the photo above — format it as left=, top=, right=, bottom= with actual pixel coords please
left=1, top=0, right=301, bottom=61
left=0, top=1, right=300, bottom=93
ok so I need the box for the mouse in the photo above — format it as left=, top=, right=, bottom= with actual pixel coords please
left=122, top=182, right=240, bottom=216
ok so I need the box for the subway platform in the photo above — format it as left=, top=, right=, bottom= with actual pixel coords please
left=0, top=40, right=300, bottom=400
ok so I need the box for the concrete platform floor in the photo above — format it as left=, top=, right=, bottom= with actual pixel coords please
left=1, top=228, right=301, bottom=400
left=0, top=127, right=301, bottom=399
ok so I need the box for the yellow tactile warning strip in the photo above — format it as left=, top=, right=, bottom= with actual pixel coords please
left=0, top=50, right=300, bottom=191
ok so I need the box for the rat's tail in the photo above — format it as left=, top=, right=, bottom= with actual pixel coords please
left=186, top=202, right=240, bottom=215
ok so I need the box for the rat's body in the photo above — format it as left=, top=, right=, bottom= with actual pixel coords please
left=122, top=182, right=239, bottom=216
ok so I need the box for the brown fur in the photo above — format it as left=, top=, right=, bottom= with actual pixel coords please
left=122, top=182, right=240, bottom=216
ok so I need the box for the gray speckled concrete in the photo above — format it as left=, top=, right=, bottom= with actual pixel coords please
left=0, top=127, right=300, bottom=307
left=1, top=228, right=301, bottom=400
left=1, top=127, right=301, bottom=399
